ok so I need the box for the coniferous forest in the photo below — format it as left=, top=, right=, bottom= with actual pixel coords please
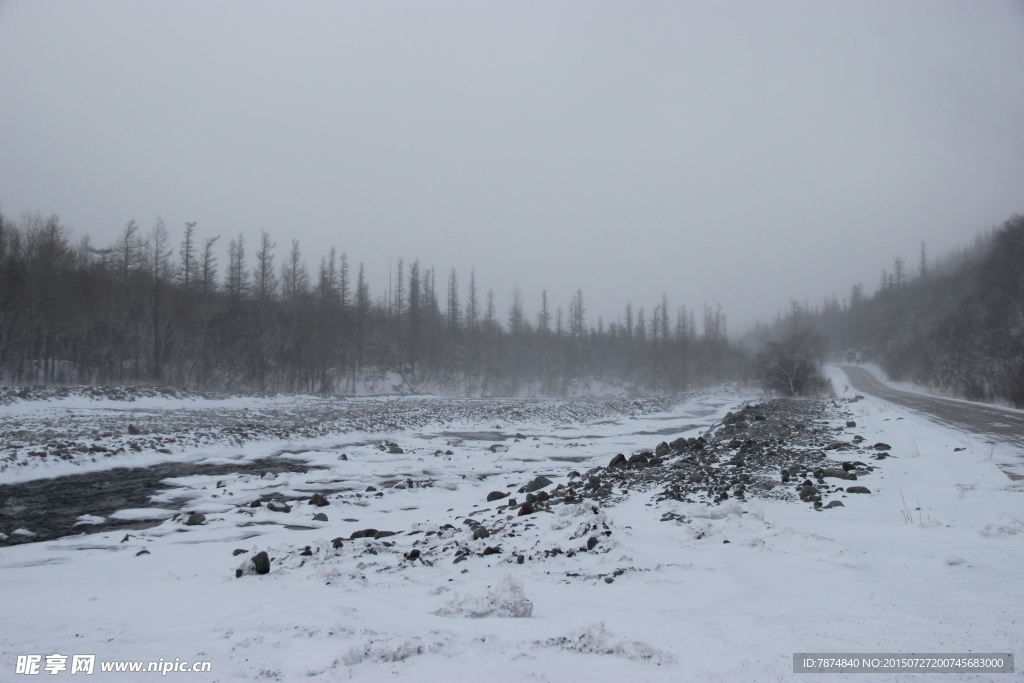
left=749, top=214, right=1024, bottom=407
left=0, top=209, right=744, bottom=394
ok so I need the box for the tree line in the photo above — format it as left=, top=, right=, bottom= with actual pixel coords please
left=0, top=208, right=745, bottom=395
left=748, top=213, right=1024, bottom=407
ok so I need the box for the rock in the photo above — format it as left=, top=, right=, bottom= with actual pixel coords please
left=824, top=501, right=845, bottom=508
left=655, top=442, right=670, bottom=457
left=127, top=424, right=141, bottom=435
left=250, top=499, right=262, bottom=507
left=799, top=484, right=819, bottom=502
left=816, top=467, right=856, bottom=480
left=781, top=469, right=790, bottom=483
left=374, top=530, right=396, bottom=539
left=517, top=502, right=535, bottom=516
left=472, top=526, right=490, bottom=540
left=487, top=491, right=509, bottom=502
left=300, top=546, right=313, bottom=556
left=489, top=444, right=508, bottom=453
left=135, top=549, right=150, bottom=556
left=405, top=549, right=421, bottom=561
left=482, top=546, right=501, bottom=556
left=608, top=453, right=627, bottom=468
left=267, top=501, right=291, bottom=513
left=184, top=513, right=206, bottom=526
left=233, top=548, right=249, bottom=556
left=524, top=476, right=553, bottom=493
left=312, top=513, right=328, bottom=522
left=309, top=493, right=330, bottom=507
left=517, top=555, right=525, bottom=564
left=388, top=443, right=404, bottom=454
left=587, top=537, right=599, bottom=550
left=846, top=420, right=857, bottom=428
left=332, top=537, right=345, bottom=549
left=846, top=486, right=871, bottom=494
left=841, top=461, right=855, bottom=471
left=252, top=550, right=270, bottom=574
left=669, top=437, right=688, bottom=451
left=365, top=486, right=377, bottom=492
left=873, top=443, right=891, bottom=451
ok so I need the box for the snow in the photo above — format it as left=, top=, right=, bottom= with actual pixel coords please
left=1, top=384, right=1022, bottom=681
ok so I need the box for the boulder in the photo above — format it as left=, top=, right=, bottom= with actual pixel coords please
left=524, top=476, right=553, bottom=493
left=517, top=502, right=535, bottom=516
left=312, top=512, right=328, bottom=522
left=487, top=490, right=509, bottom=502
left=873, top=443, right=891, bottom=451
left=309, top=493, right=330, bottom=507
left=267, top=501, right=291, bottom=513
left=846, top=486, right=871, bottom=494
left=127, top=424, right=141, bottom=435
left=608, top=453, right=627, bottom=468
left=184, top=513, right=206, bottom=526
left=252, top=551, right=270, bottom=574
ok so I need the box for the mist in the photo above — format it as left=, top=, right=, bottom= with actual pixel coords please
left=1, top=1, right=1022, bottom=331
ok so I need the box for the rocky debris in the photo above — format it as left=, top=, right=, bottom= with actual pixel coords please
left=184, top=513, right=206, bottom=526
left=378, top=440, right=404, bottom=454
left=608, top=453, right=627, bottom=468
left=517, top=502, right=535, bottom=516
left=332, top=537, right=345, bottom=549
left=127, top=424, right=142, bottom=435
left=267, top=501, right=291, bottom=513
left=232, top=548, right=248, bottom=556
left=309, top=493, right=329, bottom=507
left=815, top=467, right=857, bottom=480
left=487, top=490, right=509, bottom=502
left=846, top=486, right=871, bottom=494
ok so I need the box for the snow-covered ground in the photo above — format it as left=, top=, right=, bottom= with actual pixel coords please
left=1, top=384, right=1022, bottom=681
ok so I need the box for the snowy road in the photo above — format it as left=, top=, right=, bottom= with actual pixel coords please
left=835, top=365, right=1024, bottom=480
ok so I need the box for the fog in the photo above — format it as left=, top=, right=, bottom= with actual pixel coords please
left=1, top=0, right=1022, bottom=330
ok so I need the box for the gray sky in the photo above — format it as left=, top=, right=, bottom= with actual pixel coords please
left=1, top=1, right=1022, bottom=331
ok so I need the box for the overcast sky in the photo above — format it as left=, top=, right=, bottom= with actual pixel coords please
left=1, top=1, right=1022, bottom=331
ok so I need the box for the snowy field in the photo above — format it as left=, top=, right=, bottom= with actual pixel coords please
left=1, top=382, right=1022, bottom=681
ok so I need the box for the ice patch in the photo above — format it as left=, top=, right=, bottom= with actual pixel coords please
left=434, top=574, right=533, bottom=618
left=108, top=508, right=178, bottom=521
left=541, top=622, right=675, bottom=665
left=73, top=514, right=106, bottom=526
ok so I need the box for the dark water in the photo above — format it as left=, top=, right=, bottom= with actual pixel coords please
left=0, top=458, right=318, bottom=546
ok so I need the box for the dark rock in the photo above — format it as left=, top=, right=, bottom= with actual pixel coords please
left=250, top=499, right=262, bottom=508
left=135, top=549, right=150, bottom=556
left=517, top=554, right=525, bottom=564
left=312, top=513, right=328, bottom=522
left=267, top=501, right=291, bottom=513
left=655, top=442, right=670, bottom=457
left=587, top=537, right=598, bottom=550
left=670, top=437, right=688, bottom=451
left=846, top=486, right=871, bottom=494
left=233, top=548, right=249, bottom=556
left=846, top=420, right=857, bottom=428
left=799, top=484, right=819, bottom=502
left=487, top=491, right=509, bottom=502
left=608, top=453, right=627, bottom=468
left=309, top=493, right=330, bottom=507
left=350, top=528, right=379, bottom=539
left=405, top=549, right=421, bottom=561
left=128, top=424, right=141, bottom=435
left=841, top=461, right=855, bottom=471
left=184, top=513, right=206, bottom=526
left=524, top=476, right=553, bottom=492
left=300, top=546, right=313, bottom=556
left=472, top=526, right=490, bottom=540
left=331, top=537, right=344, bottom=549
left=816, top=467, right=856, bottom=480
left=366, top=486, right=377, bottom=492
left=517, top=502, right=535, bottom=516
left=482, top=546, right=501, bottom=556
left=824, top=501, right=845, bottom=508
left=388, top=443, right=404, bottom=454
left=873, top=443, right=891, bottom=451
left=252, top=550, right=270, bottom=574
left=781, top=469, right=790, bottom=483
left=373, top=530, right=396, bottom=539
